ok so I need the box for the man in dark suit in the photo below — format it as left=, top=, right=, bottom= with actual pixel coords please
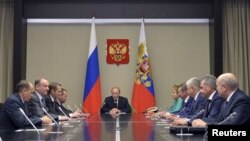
left=28, top=78, right=68, bottom=121
left=0, top=80, right=51, bottom=131
left=56, top=88, right=82, bottom=118
left=213, top=73, right=250, bottom=125
left=172, top=77, right=206, bottom=125
left=192, top=73, right=250, bottom=126
left=100, top=87, right=132, bottom=114
left=45, top=81, right=62, bottom=115
left=192, top=75, right=224, bottom=127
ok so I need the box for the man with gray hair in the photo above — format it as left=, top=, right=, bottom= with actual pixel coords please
left=0, top=80, right=52, bottom=131
left=192, top=74, right=224, bottom=127
left=172, top=77, right=206, bottom=125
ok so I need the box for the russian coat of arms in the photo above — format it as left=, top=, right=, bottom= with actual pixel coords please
left=106, top=39, right=129, bottom=65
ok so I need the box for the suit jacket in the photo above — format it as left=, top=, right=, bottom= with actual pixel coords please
left=0, top=93, right=42, bottom=131
left=45, top=95, right=61, bottom=115
left=177, top=96, right=194, bottom=117
left=100, top=96, right=132, bottom=113
left=201, top=91, right=224, bottom=123
left=55, top=101, right=73, bottom=117
left=186, top=92, right=206, bottom=119
left=211, top=89, right=250, bottom=125
left=28, top=92, right=58, bottom=120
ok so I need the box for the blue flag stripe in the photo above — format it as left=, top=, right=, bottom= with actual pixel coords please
left=83, top=47, right=100, bottom=100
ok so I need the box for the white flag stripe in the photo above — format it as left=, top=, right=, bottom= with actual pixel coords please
left=88, top=17, right=97, bottom=57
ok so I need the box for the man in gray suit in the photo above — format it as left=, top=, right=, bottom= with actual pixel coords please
left=28, top=78, right=68, bottom=121
left=0, top=80, right=51, bottom=131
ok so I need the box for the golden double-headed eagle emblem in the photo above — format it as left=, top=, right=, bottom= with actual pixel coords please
left=135, top=44, right=153, bottom=87
left=109, top=42, right=127, bottom=61
left=107, top=39, right=129, bottom=65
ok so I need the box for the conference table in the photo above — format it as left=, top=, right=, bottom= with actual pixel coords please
left=0, top=113, right=206, bottom=141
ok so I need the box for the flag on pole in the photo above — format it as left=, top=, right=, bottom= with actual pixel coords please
left=132, top=19, right=156, bottom=113
left=83, top=17, right=102, bottom=113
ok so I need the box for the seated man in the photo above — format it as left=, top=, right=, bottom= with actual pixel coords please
left=28, top=78, right=68, bottom=121
left=193, top=73, right=250, bottom=126
left=0, top=80, right=52, bottom=131
left=173, top=75, right=224, bottom=126
left=100, top=86, right=132, bottom=114
left=172, top=77, right=206, bottom=125
left=56, top=88, right=82, bottom=118
left=45, top=81, right=62, bottom=115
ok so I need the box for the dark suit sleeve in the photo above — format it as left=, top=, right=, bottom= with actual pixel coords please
left=5, top=98, right=42, bottom=128
left=186, top=95, right=206, bottom=119
left=202, top=97, right=224, bottom=123
left=100, top=97, right=111, bottom=113
left=120, top=97, right=132, bottom=113
left=208, top=91, right=250, bottom=125
left=55, top=102, right=72, bottom=116
left=28, top=96, right=44, bottom=117
left=220, top=97, right=250, bottom=125
left=28, top=95, right=58, bottom=120
left=177, top=98, right=193, bottom=118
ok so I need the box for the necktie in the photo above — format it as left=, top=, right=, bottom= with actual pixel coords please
left=222, top=101, right=229, bottom=119
left=203, top=100, right=211, bottom=117
left=219, top=101, right=229, bottom=121
left=41, top=98, right=44, bottom=108
left=114, top=99, right=118, bottom=108
left=24, top=103, right=28, bottom=114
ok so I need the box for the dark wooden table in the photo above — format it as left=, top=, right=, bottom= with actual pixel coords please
left=0, top=113, right=205, bottom=141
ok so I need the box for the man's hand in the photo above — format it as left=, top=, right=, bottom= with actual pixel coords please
left=172, top=118, right=188, bottom=126
left=109, top=108, right=121, bottom=115
left=192, top=119, right=207, bottom=127
left=40, top=115, right=52, bottom=124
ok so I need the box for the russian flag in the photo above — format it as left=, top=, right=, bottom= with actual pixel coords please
left=132, top=19, right=156, bottom=113
left=83, top=17, right=102, bottom=113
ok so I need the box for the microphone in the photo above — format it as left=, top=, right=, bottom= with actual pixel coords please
left=19, top=108, right=40, bottom=134
left=74, top=104, right=80, bottom=111
left=66, top=105, right=74, bottom=112
left=175, top=109, right=202, bottom=137
left=58, top=106, right=70, bottom=118
left=79, top=104, right=83, bottom=109
left=157, top=106, right=169, bottom=111
left=218, top=112, right=237, bottom=125
left=77, top=103, right=86, bottom=112
left=101, top=102, right=106, bottom=109
left=100, top=102, right=108, bottom=113
left=42, top=108, right=59, bottom=126
left=189, top=109, right=205, bottom=121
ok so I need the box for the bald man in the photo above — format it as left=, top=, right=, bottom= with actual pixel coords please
left=193, top=73, right=250, bottom=126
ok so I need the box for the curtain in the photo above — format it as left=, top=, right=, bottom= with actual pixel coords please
left=0, top=0, right=14, bottom=102
left=222, top=0, right=250, bottom=95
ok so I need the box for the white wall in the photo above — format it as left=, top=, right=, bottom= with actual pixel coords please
left=26, top=23, right=210, bottom=109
